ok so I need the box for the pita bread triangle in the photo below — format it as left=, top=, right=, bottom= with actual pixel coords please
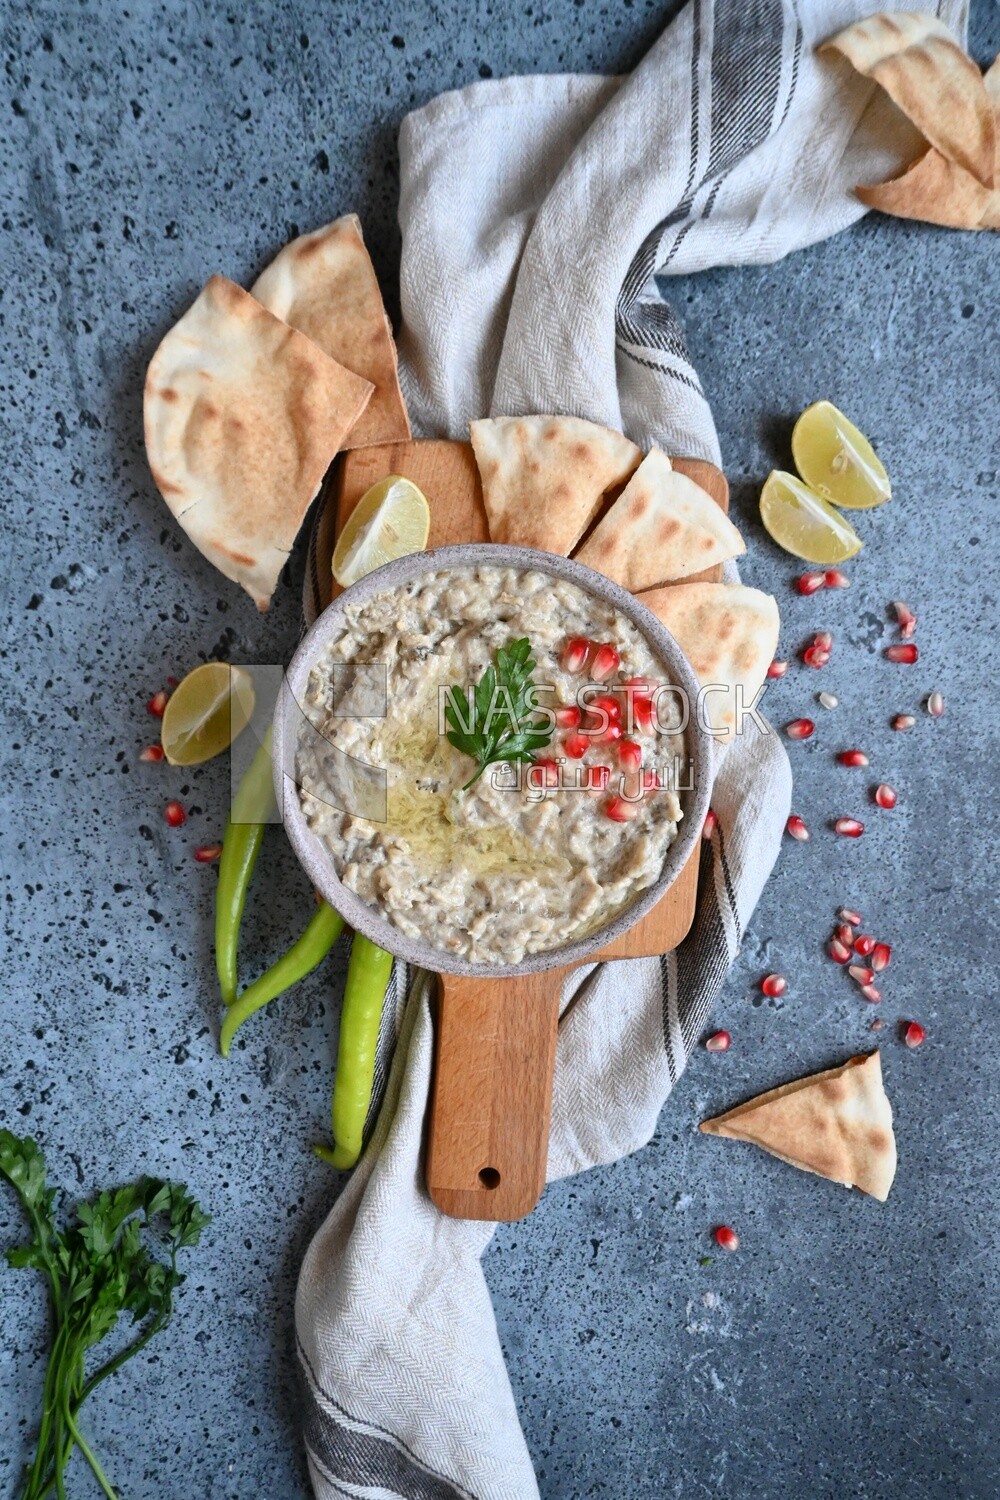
left=470, top=415, right=642, bottom=555
left=700, top=1052, right=897, bottom=1202
left=638, top=580, right=779, bottom=743
left=573, top=447, right=745, bottom=588
left=251, top=215, right=411, bottom=449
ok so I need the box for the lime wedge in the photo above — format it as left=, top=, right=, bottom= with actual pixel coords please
left=332, top=475, right=431, bottom=587
left=160, top=663, right=255, bottom=766
left=791, top=401, right=890, bottom=510
left=760, top=471, right=863, bottom=564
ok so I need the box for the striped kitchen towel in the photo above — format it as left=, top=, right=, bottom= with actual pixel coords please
left=297, top=2, right=966, bottom=1496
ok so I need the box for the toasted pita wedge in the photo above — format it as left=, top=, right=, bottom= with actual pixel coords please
left=251, top=215, right=410, bottom=449
left=145, top=275, right=373, bottom=610
left=639, top=581, right=779, bottom=742
left=822, top=13, right=996, bottom=187
left=700, top=1052, right=896, bottom=1201
left=471, top=415, right=642, bottom=555
left=573, top=447, right=745, bottom=588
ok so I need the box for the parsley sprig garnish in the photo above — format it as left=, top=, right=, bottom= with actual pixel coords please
left=445, top=636, right=553, bottom=790
left=1, top=1129, right=209, bottom=1500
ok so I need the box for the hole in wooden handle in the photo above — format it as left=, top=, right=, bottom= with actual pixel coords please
left=478, top=1166, right=501, bottom=1190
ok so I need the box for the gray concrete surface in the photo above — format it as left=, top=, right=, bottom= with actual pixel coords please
left=1, top=1, right=998, bottom=1496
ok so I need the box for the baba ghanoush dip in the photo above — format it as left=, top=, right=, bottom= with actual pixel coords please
left=297, top=564, right=686, bottom=965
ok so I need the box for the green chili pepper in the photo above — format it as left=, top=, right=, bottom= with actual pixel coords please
left=215, top=728, right=276, bottom=1007
left=219, top=900, right=344, bottom=1057
left=315, top=934, right=394, bottom=1170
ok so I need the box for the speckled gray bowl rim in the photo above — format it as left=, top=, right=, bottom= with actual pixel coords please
left=274, top=543, right=713, bottom=978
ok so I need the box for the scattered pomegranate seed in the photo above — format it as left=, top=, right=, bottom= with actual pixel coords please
left=555, top=705, right=582, bottom=730
left=766, top=658, right=789, bottom=679
left=795, top=571, right=826, bottom=595
left=618, top=739, right=643, bottom=772
left=871, top=1018, right=885, bottom=1031
left=891, top=713, right=916, bottom=731
left=860, top=983, right=882, bottom=1003
left=632, top=696, right=656, bottom=734
left=785, top=815, right=810, bottom=842
left=702, top=808, right=718, bottom=840
left=586, top=765, right=612, bottom=793
left=802, top=645, right=831, bottom=669
left=837, top=749, right=869, bottom=767
left=885, top=643, right=918, bottom=664
left=813, top=631, right=833, bottom=651
left=848, top=964, right=874, bottom=986
left=829, top=938, right=852, bottom=964
left=531, top=757, right=560, bottom=787
left=164, top=800, right=187, bottom=828
left=194, top=844, right=222, bottom=863
left=590, top=643, right=621, bottom=681
left=139, top=744, right=165, bottom=763
left=785, top=718, right=815, bottom=741
left=761, top=973, right=786, bottom=997
left=833, top=817, right=864, bottom=837
left=838, top=907, right=862, bottom=926
left=147, top=690, right=169, bottom=717
left=824, top=569, right=850, bottom=588
left=836, top=923, right=854, bottom=947
left=871, top=942, right=892, bottom=973
left=705, top=1031, right=731, bottom=1053
left=903, top=1021, right=926, bottom=1049
left=604, top=795, right=638, bottom=823
left=893, top=601, right=917, bottom=638
left=853, top=933, right=876, bottom=957
left=563, top=732, right=588, bottom=759
left=874, top=783, right=897, bottom=809
left=818, top=692, right=838, bottom=710
left=926, top=692, right=945, bottom=718
left=713, top=1225, right=739, bottom=1251
left=561, top=637, right=591, bottom=673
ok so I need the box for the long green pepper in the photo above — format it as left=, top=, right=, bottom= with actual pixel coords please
left=315, top=934, right=394, bottom=1170
left=220, top=900, right=344, bottom=1055
left=214, top=728, right=276, bottom=1006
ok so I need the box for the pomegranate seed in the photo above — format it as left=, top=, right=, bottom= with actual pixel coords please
left=561, top=637, right=591, bottom=673
left=838, top=908, right=862, bottom=926
left=848, top=964, right=874, bottom=986
left=824, top=569, right=850, bottom=588
left=893, top=601, right=916, bottom=637
left=785, top=718, right=815, bottom=741
left=904, top=1021, right=926, bottom=1049
left=785, top=815, right=810, bottom=842
left=837, top=749, right=869, bottom=767
left=594, top=721, right=622, bottom=745
left=926, top=692, right=945, bottom=718
left=555, top=705, right=582, bottom=730
left=623, top=676, right=656, bottom=697
left=860, top=983, right=882, bottom=1003
left=632, top=696, right=656, bottom=734
left=590, top=643, right=621, bottom=681
left=834, top=817, right=864, bottom=837
left=870, top=1018, right=885, bottom=1031
left=885, top=643, right=918, bottom=664
left=761, top=973, right=786, bottom=997
left=817, top=692, right=838, bottom=709
left=874, top=783, right=897, bottom=809
left=604, top=795, right=638, bottom=823
left=147, top=690, right=169, bottom=717
left=166, top=675, right=180, bottom=688
left=713, top=1225, right=739, bottom=1251
left=871, top=942, right=892, bottom=973
left=853, top=933, right=875, bottom=957
left=702, top=809, right=718, bottom=840
left=836, top=924, right=855, bottom=947
left=164, top=800, right=186, bottom=828
left=802, top=645, right=830, bottom=669
left=705, top=1031, right=731, bottom=1053
left=829, top=938, right=852, bottom=964
left=586, top=765, right=612, bottom=793
left=813, top=631, right=833, bottom=651
left=766, top=659, right=788, bottom=679
left=194, top=843, right=222, bottom=863
left=795, top=571, right=826, bottom=595
left=618, top=739, right=642, bottom=772
left=531, top=757, right=560, bottom=787
left=563, top=732, right=588, bottom=759
left=891, top=714, right=916, bottom=731
left=588, top=693, right=622, bottom=724
left=139, top=744, right=165, bottom=763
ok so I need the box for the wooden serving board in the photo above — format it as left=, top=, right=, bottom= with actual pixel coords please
left=318, top=439, right=728, bottom=1221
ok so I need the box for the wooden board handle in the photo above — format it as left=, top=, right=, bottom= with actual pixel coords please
left=425, top=969, right=563, bottom=1221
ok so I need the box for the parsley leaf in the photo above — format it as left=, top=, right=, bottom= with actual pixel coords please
left=444, top=637, right=553, bottom=790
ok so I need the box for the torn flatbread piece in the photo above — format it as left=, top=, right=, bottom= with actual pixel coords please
left=822, top=12, right=996, bottom=187
left=700, top=1052, right=897, bottom=1202
left=144, top=275, right=373, bottom=610
left=638, top=580, right=779, bottom=743
left=251, top=215, right=410, bottom=449
left=573, top=447, right=745, bottom=589
left=470, top=415, right=642, bottom=556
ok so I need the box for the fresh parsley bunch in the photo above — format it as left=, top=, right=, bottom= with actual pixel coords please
left=445, top=637, right=554, bottom=790
left=0, top=1129, right=209, bottom=1500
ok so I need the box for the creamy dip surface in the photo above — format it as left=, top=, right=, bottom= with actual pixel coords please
left=297, top=565, right=686, bottom=965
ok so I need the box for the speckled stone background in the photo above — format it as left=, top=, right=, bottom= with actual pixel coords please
left=2, top=2, right=999, bottom=1496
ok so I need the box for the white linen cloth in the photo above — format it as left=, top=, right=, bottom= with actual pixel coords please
left=297, top=3, right=966, bottom=1496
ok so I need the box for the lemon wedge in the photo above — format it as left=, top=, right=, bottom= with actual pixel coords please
left=332, top=475, right=431, bottom=587
left=760, top=471, right=863, bottom=564
left=160, top=663, right=255, bottom=766
left=791, top=401, right=891, bottom=510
